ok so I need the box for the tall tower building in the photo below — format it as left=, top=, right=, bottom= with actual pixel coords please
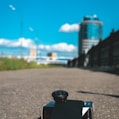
left=29, top=46, right=37, bottom=60
left=78, top=15, right=103, bottom=55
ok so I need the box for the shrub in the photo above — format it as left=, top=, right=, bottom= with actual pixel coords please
left=0, top=58, right=31, bottom=70
left=0, top=58, right=62, bottom=71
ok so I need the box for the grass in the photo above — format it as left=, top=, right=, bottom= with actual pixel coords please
left=0, top=58, right=62, bottom=71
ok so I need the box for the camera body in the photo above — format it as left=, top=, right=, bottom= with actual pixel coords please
left=40, top=90, right=93, bottom=119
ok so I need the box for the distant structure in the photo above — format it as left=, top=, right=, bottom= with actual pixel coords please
left=78, top=14, right=103, bottom=55
left=47, top=52, right=57, bottom=61
left=29, top=46, right=37, bottom=61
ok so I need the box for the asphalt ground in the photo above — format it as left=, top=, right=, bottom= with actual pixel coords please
left=0, top=68, right=119, bottom=119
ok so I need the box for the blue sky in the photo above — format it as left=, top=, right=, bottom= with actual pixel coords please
left=0, top=0, right=119, bottom=58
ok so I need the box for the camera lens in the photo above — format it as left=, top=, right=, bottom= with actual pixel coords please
left=52, top=90, right=68, bottom=103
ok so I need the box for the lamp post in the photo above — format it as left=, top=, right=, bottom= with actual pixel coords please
left=29, top=27, right=40, bottom=61
left=20, top=19, right=23, bottom=58
left=9, top=4, right=23, bottom=58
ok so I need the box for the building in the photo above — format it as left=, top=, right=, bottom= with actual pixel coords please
left=29, top=46, right=37, bottom=61
left=78, top=15, right=103, bottom=55
left=47, top=52, right=57, bottom=61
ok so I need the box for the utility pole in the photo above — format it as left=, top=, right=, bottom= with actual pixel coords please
left=20, top=19, right=23, bottom=58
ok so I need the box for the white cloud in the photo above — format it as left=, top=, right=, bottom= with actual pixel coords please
left=59, top=23, right=79, bottom=32
left=9, top=5, right=16, bottom=11
left=38, top=43, right=77, bottom=52
left=19, top=38, right=34, bottom=48
left=0, top=38, right=34, bottom=48
left=0, top=38, right=77, bottom=54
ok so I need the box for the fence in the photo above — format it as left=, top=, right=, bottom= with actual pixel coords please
left=68, top=30, right=119, bottom=68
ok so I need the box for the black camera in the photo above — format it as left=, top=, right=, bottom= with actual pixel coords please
left=40, top=90, right=93, bottom=119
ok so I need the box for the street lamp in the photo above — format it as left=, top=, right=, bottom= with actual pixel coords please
left=29, top=27, right=40, bottom=61
left=9, top=4, right=23, bottom=58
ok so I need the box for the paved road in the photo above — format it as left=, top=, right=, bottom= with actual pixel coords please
left=0, top=68, right=119, bottom=119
